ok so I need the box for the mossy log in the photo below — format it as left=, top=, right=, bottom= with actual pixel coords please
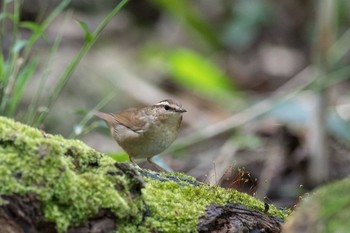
left=0, top=116, right=288, bottom=233
left=283, top=178, right=350, bottom=233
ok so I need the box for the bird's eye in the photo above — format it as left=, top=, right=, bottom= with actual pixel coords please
left=164, top=105, right=170, bottom=111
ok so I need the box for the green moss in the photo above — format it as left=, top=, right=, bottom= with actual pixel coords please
left=0, top=116, right=289, bottom=233
left=315, top=178, right=350, bottom=233
left=284, top=178, right=350, bottom=233
left=118, top=173, right=289, bottom=232
left=0, top=116, right=142, bottom=232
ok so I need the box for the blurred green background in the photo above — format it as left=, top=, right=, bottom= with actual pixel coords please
left=1, top=0, right=350, bottom=208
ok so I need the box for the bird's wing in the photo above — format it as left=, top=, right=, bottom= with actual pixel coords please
left=113, top=110, right=147, bottom=133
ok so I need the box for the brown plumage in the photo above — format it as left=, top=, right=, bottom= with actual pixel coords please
left=95, top=99, right=186, bottom=171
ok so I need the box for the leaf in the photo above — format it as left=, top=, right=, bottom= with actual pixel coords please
left=12, top=40, right=28, bottom=53
left=108, top=153, right=129, bottom=162
left=221, top=0, right=273, bottom=51
left=167, top=48, right=239, bottom=100
left=151, top=0, right=220, bottom=49
left=20, top=21, right=42, bottom=33
left=78, top=20, right=93, bottom=43
left=0, top=12, right=15, bottom=21
left=231, top=133, right=262, bottom=150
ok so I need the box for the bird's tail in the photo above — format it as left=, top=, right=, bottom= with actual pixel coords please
left=94, top=111, right=115, bottom=124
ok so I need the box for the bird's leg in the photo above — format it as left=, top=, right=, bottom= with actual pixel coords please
left=129, top=156, right=141, bottom=169
left=147, top=157, right=168, bottom=173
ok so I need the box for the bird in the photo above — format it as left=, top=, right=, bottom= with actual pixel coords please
left=95, top=99, right=186, bottom=171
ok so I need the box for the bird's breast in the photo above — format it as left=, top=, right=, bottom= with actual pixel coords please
left=112, top=115, right=182, bottom=158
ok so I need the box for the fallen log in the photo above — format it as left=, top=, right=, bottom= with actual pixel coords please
left=0, top=116, right=288, bottom=233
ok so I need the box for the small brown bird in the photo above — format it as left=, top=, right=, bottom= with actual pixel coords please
left=95, top=99, right=186, bottom=171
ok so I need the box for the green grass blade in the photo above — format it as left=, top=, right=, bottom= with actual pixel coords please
left=23, top=11, right=71, bottom=125
left=0, top=52, right=4, bottom=82
left=7, top=59, right=38, bottom=116
left=1, top=0, right=21, bottom=114
left=21, top=0, right=71, bottom=63
left=69, top=92, right=116, bottom=138
left=34, top=0, right=129, bottom=126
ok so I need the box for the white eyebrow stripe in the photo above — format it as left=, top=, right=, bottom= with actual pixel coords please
left=156, top=101, right=171, bottom=106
